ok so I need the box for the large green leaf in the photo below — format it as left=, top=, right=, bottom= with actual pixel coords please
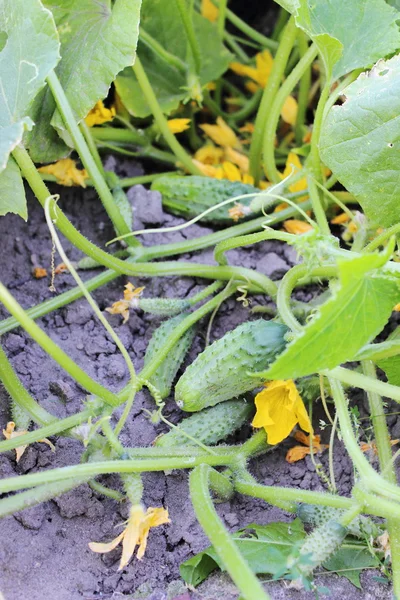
left=323, top=546, right=380, bottom=588
left=258, top=255, right=400, bottom=381
left=0, top=157, right=27, bottom=220
left=276, top=0, right=400, bottom=79
left=26, top=0, right=142, bottom=162
left=0, top=0, right=59, bottom=217
left=180, top=519, right=306, bottom=587
left=115, top=0, right=232, bottom=118
left=320, top=55, right=400, bottom=228
left=376, top=327, right=400, bottom=386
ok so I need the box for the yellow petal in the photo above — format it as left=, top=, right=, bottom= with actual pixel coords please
left=221, top=161, right=242, bottom=182
left=192, top=159, right=220, bottom=178
left=283, top=219, right=313, bottom=235
left=85, top=100, right=116, bottom=127
left=124, top=283, right=145, bottom=302
left=38, top=438, right=56, bottom=453
left=230, top=62, right=260, bottom=84
left=200, top=117, right=240, bottom=149
left=394, top=303, right=400, bottom=312
left=224, top=147, right=249, bottom=173
left=281, top=152, right=307, bottom=193
left=106, top=300, right=130, bottom=323
left=286, top=445, right=310, bottom=463
left=239, top=122, right=255, bottom=134
left=201, top=0, right=219, bottom=22
left=38, top=158, right=88, bottom=188
left=245, top=81, right=260, bottom=95
left=119, top=505, right=144, bottom=570
left=194, top=144, right=224, bottom=165
left=167, top=118, right=191, bottom=134
left=331, top=212, right=350, bottom=225
left=89, top=532, right=125, bottom=555
left=243, top=173, right=255, bottom=185
left=281, top=95, right=298, bottom=126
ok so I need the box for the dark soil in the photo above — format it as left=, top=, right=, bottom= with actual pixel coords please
left=0, top=157, right=395, bottom=600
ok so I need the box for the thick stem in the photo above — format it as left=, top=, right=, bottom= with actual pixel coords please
left=190, top=464, right=271, bottom=600
left=263, top=43, right=318, bottom=183
left=46, top=71, right=139, bottom=246
left=295, top=32, right=312, bottom=145
left=140, top=28, right=187, bottom=73
left=213, top=0, right=277, bottom=50
left=249, top=16, right=298, bottom=184
left=327, top=366, right=400, bottom=404
left=174, top=0, right=201, bottom=74
left=214, top=229, right=295, bottom=265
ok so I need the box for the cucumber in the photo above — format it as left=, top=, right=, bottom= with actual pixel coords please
left=298, top=519, right=348, bottom=576
left=143, top=314, right=196, bottom=399
left=155, top=398, right=254, bottom=447
left=297, top=504, right=380, bottom=539
left=175, top=319, right=288, bottom=411
left=151, top=175, right=259, bottom=224
left=138, top=297, right=190, bottom=317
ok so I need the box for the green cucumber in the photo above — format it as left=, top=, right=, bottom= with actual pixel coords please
left=151, top=175, right=259, bottom=224
left=143, top=313, right=196, bottom=399
left=298, top=519, right=348, bottom=576
left=175, top=319, right=288, bottom=411
left=138, top=297, right=190, bottom=317
left=155, top=398, right=254, bottom=447
left=297, top=504, right=381, bottom=539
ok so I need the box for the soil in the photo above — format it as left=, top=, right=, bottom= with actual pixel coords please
left=0, top=156, right=395, bottom=600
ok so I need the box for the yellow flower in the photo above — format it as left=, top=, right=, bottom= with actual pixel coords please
left=89, top=504, right=170, bottom=570
left=194, top=144, right=224, bottom=165
left=286, top=431, right=328, bottom=463
left=200, top=117, right=240, bottom=149
left=283, top=219, right=313, bottom=235
left=330, top=212, right=350, bottom=225
left=85, top=100, right=116, bottom=127
left=280, top=95, right=298, bottom=126
left=3, top=421, right=55, bottom=463
left=281, top=152, right=308, bottom=193
left=230, top=50, right=273, bottom=88
left=167, top=118, right=191, bottom=134
left=106, top=283, right=145, bottom=323
left=38, top=158, right=88, bottom=187
left=224, top=146, right=249, bottom=173
left=201, top=0, right=219, bottom=22
left=252, top=380, right=312, bottom=445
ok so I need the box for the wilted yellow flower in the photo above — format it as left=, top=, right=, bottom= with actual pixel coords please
left=89, top=504, right=170, bottom=570
left=32, top=266, right=47, bottom=279
left=283, top=219, right=313, bottom=235
left=330, top=212, right=350, bottom=225
left=200, top=117, right=240, bottom=149
left=38, top=158, right=88, bottom=187
left=280, top=95, right=298, bottom=126
left=230, top=50, right=273, bottom=88
left=281, top=152, right=308, bottom=193
left=167, top=118, right=191, bottom=134
left=194, top=144, right=224, bottom=165
left=252, top=380, right=311, bottom=445
left=3, top=421, right=55, bottom=463
left=106, top=283, right=145, bottom=323
left=201, top=0, right=219, bottom=22
left=224, top=147, right=249, bottom=173
left=286, top=431, right=328, bottom=463
left=85, top=100, right=116, bottom=127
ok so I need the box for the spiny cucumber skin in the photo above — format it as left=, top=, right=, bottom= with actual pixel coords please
left=297, top=503, right=380, bottom=539
left=143, top=314, right=195, bottom=399
left=155, top=399, right=254, bottom=447
left=138, top=298, right=190, bottom=317
left=175, top=320, right=288, bottom=412
left=152, top=176, right=258, bottom=224
left=299, top=519, right=347, bottom=576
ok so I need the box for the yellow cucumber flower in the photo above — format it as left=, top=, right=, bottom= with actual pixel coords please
left=167, top=118, right=191, bottom=134
left=3, top=421, right=55, bottom=463
left=286, top=431, right=328, bottom=463
left=106, top=283, right=145, bottom=323
left=201, top=0, right=219, bottom=22
left=38, top=158, right=88, bottom=187
left=252, top=380, right=311, bottom=445
left=194, top=144, right=225, bottom=165
left=281, top=152, right=308, bottom=193
left=85, top=100, right=116, bottom=127
left=283, top=219, right=313, bottom=235
left=200, top=117, right=240, bottom=149
left=89, top=504, right=170, bottom=570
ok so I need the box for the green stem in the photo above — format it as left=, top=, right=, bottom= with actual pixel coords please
left=249, top=16, right=297, bottom=185
left=0, top=344, right=56, bottom=425
left=229, top=88, right=262, bottom=123
left=355, top=341, right=400, bottom=363
left=46, top=71, right=139, bottom=246
left=214, top=229, right=295, bottom=265
left=98, top=141, right=178, bottom=165
left=217, top=0, right=227, bottom=38
left=140, top=28, right=187, bottom=73
left=223, top=32, right=249, bottom=62
left=0, top=283, right=119, bottom=406
left=263, top=43, right=318, bottom=183
left=295, top=32, right=312, bottom=145
left=327, top=366, right=400, bottom=404
left=79, top=120, right=105, bottom=175
left=40, top=171, right=174, bottom=188
left=90, top=126, right=149, bottom=146
left=190, top=464, right=271, bottom=600
left=0, top=455, right=237, bottom=493
left=132, top=57, right=201, bottom=175
left=102, top=419, right=125, bottom=456
left=213, top=0, right=278, bottom=51
left=364, top=222, right=400, bottom=252
left=174, top=0, right=201, bottom=74
left=362, top=360, right=400, bottom=598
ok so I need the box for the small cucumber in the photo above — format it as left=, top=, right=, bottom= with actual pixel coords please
left=151, top=175, right=259, bottom=224
left=175, top=319, right=288, bottom=411
left=138, top=297, right=190, bottom=317
left=143, top=314, right=196, bottom=399
left=297, top=504, right=380, bottom=539
left=298, top=519, right=348, bottom=576
left=155, top=398, right=253, bottom=447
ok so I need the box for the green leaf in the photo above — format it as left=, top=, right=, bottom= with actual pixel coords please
left=26, top=0, right=142, bottom=162
left=387, top=0, right=400, bottom=9
left=320, top=55, right=400, bottom=227
left=376, top=326, right=400, bottom=385
left=277, top=0, right=400, bottom=79
left=115, top=0, right=232, bottom=117
left=0, top=157, right=27, bottom=220
left=323, top=546, right=380, bottom=588
left=259, top=255, right=400, bottom=380
left=180, top=519, right=306, bottom=587
left=0, top=0, right=60, bottom=174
